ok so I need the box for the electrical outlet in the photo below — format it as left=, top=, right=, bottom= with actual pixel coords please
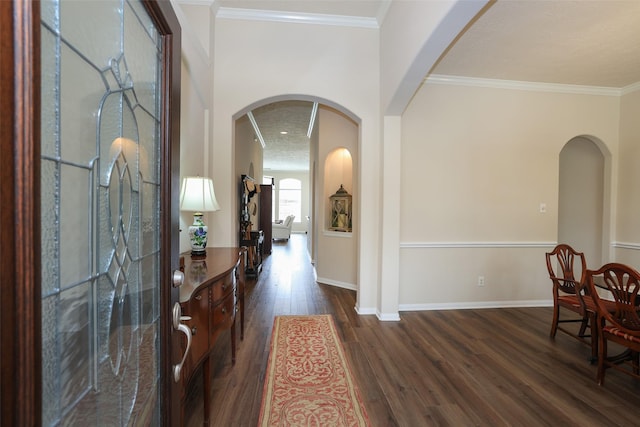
left=478, top=276, right=485, bottom=286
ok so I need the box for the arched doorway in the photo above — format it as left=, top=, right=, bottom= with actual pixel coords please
left=558, top=136, right=609, bottom=266
left=232, top=97, right=360, bottom=294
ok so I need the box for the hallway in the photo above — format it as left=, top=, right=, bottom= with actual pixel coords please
left=184, top=234, right=640, bottom=427
left=183, top=233, right=359, bottom=426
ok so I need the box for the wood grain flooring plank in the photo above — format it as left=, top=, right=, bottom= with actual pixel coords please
left=184, top=235, right=640, bottom=427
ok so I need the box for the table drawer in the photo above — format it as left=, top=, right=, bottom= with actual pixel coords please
left=182, top=288, right=210, bottom=377
left=210, top=270, right=235, bottom=302
left=211, top=292, right=236, bottom=340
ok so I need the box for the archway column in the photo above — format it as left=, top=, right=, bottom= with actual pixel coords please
left=378, top=116, right=401, bottom=320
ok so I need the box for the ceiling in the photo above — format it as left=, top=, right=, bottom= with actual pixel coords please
left=219, top=0, right=640, bottom=171
left=249, top=100, right=316, bottom=172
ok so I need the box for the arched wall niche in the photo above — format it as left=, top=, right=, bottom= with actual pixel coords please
left=557, top=134, right=611, bottom=266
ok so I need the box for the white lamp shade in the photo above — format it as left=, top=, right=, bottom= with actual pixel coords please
left=179, top=176, right=221, bottom=213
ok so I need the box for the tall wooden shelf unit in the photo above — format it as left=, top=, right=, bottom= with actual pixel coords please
left=259, top=183, right=273, bottom=255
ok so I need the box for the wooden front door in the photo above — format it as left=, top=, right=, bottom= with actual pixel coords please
left=1, top=0, right=183, bottom=425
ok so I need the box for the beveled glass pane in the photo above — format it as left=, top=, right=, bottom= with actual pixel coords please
left=41, top=26, right=59, bottom=159
left=41, top=294, right=60, bottom=427
left=122, top=97, right=140, bottom=190
left=58, top=282, right=91, bottom=409
left=41, top=0, right=164, bottom=424
left=96, top=274, right=115, bottom=363
left=99, top=94, right=125, bottom=186
left=60, top=164, right=90, bottom=288
left=60, top=0, right=122, bottom=69
left=59, top=41, right=103, bottom=166
left=41, top=159, right=59, bottom=295
left=41, top=0, right=59, bottom=31
left=137, top=107, right=159, bottom=184
left=124, top=1, right=159, bottom=117
left=141, top=181, right=159, bottom=256
left=127, top=0, right=158, bottom=46
left=140, top=254, right=159, bottom=324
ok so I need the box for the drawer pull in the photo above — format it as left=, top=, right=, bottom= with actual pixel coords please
left=191, top=326, right=197, bottom=335
left=221, top=307, right=226, bottom=314
left=195, top=294, right=202, bottom=301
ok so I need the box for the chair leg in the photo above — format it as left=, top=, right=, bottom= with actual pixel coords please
left=578, top=316, right=589, bottom=337
left=550, top=304, right=560, bottom=338
left=588, top=313, right=598, bottom=363
left=597, top=332, right=606, bottom=386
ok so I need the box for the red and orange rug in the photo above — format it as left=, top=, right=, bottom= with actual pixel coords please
left=258, top=315, right=370, bottom=426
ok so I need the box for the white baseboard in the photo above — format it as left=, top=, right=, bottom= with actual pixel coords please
left=354, top=305, right=376, bottom=316
left=316, top=277, right=357, bottom=291
left=376, top=311, right=401, bottom=321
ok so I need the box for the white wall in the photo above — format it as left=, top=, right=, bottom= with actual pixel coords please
left=398, top=79, right=621, bottom=309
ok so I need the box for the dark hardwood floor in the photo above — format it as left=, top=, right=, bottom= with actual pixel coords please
left=184, top=234, right=640, bottom=426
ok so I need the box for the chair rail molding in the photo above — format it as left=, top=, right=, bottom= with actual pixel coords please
left=400, top=241, right=556, bottom=249
left=612, top=241, right=640, bottom=251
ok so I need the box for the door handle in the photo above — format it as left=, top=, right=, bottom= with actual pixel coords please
left=172, top=302, right=192, bottom=383
left=173, top=269, right=185, bottom=287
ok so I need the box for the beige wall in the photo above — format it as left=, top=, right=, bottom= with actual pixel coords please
left=210, top=16, right=381, bottom=311
left=380, top=0, right=489, bottom=114
left=176, top=3, right=212, bottom=254
left=174, top=1, right=640, bottom=317
left=399, top=80, right=620, bottom=308
left=615, top=89, right=640, bottom=266
left=234, top=115, right=264, bottom=235
left=558, top=137, right=605, bottom=267
left=316, top=107, right=358, bottom=289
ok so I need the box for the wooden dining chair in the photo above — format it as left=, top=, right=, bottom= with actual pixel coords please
left=546, top=244, right=599, bottom=359
left=586, top=262, right=640, bottom=385
left=546, top=244, right=589, bottom=337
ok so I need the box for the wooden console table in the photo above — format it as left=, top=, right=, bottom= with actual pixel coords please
left=178, top=247, right=246, bottom=426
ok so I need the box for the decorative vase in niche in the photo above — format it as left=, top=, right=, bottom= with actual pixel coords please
left=188, top=213, right=208, bottom=256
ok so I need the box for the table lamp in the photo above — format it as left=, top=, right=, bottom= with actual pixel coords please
left=180, top=176, right=220, bottom=257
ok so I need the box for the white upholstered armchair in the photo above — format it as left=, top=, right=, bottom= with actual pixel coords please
left=272, top=215, right=295, bottom=241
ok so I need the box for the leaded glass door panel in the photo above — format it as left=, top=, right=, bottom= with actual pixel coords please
left=39, top=0, right=182, bottom=425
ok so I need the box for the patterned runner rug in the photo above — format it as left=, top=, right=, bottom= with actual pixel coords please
left=258, top=315, right=370, bottom=426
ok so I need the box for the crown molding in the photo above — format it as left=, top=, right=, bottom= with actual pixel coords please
left=216, top=7, right=379, bottom=29
left=173, top=0, right=215, bottom=5
left=621, top=82, right=640, bottom=96
left=426, top=74, right=623, bottom=97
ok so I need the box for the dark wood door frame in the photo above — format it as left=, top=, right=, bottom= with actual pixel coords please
left=0, top=1, right=182, bottom=425
left=1, top=1, right=41, bottom=425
